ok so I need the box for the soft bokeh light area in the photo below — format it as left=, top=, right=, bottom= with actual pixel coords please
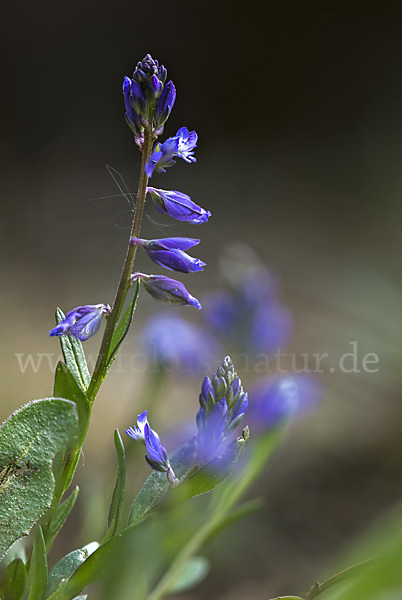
left=1, top=1, right=402, bottom=598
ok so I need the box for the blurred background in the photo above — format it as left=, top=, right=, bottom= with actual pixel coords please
left=1, top=0, right=402, bottom=598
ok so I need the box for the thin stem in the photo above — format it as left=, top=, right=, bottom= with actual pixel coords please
left=303, top=557, right=378, bottom=600
left=87, top=123, right=154, bottom=402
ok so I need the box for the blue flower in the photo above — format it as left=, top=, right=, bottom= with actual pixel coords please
left=130, top=236, right=206, bottom=273
left=126, top=411, right=177, bottom=481
left=123, top=77, right=142, bottom=139
left=155, top=81, right=176, bottom=128
left=50, top=304, right=111, bottom=342
left=147, top=187, right=211, bottom=224
left=131, top=273, right=202, bottom=309
left=141, top=312, right=221, bottom=374
left=247, top=375, right=322, bottom=432
left=125, top=410, right=148, bottom=442
left=145, top=127, right=198, bottom=177
left=143, top=423, right=170, bottom=473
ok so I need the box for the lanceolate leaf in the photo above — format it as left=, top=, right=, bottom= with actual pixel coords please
left=104, top=430, right=126, bottom=542
left=54, top=362, right=89, bottom=428
left=45, top=542, right=99, bottom=598
left=0, top=557, right=28, bottom=600
left=0, top=398, right=78, bottom=559
left=106, top=280, right=140, bottom=369
left=27, top=526, right=48, bottom=600
left=55, top=308, right=91, bottom=393
left=53, top=363, right=90, bottom=493
left=128, top=441, right=197, bottom=526
left=47, top=486, right=80, bottom=544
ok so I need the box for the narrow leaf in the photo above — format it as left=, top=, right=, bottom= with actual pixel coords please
left=53, top=363, right=90, bottom=492
left=104, top=429, right=126, bottom=542
left=0, top=398, right=78, bottom=559
left=0, top=558, right=28, bottom=600
left=55, top=308, right=90, bottom=393
left=27, top=526, right=47, bottom=600
left=165, top=556, right=210, bottom=594
left=45, top=542, right=98, bottom=598
left=54, top=362, right=89, bottom=427
left=44, top=534, right=132, bottom=600
left=128, top=440, right=197, bottom=525
left=47, top=486, right=79, bottom=543
left=106, top=281, right=140, bottom=369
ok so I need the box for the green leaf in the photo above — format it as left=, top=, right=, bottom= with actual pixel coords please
left=27, top=526, right=47, bottom=600
left=45, top=542, right=98, bottom=598
left=53, top=363, right=90, bottom=493
left=44, top=533, right=133, bottom=600
left=103, top=430, right=126, bottom=542
left=55, top=308, right=91, bottom=393
left=54, top=362, right=89, bottom=427
left=47, top=486, right=79, bottom=544
left=165, top=556, right=210, bottom=594
left=106, top=281, right=140, bottom=369
left=128, top=441, right=197, bottom=526
left=0, top=558, right=28, bottom=600
left=0, top=398, right=78, bottom=559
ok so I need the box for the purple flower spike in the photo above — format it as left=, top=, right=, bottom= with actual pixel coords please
left=145, top=127, right=198, bottom=177
left=125, top=410, right=148, bottom=442
left=130, top=236, right=206, bottom=273
left=50, top=304, right=111, bottom=342
left=147, top=187, right=211, bottom=224
left=131, top=273, right=202, bottom=309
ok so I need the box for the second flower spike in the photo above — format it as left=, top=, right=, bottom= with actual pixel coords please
left=130, top=236, right=206, bottom=273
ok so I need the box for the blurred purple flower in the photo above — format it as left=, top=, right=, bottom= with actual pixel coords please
left=203, top=265, right=292, bottom=355
left=130, top=236, right=206, bottom=273
left=196, top=400, right=228, bottom=460
left=50, top=304, right=111, bottom=342
left=147, top=187, right=211, bottom=224
left=141, top=312, right=221, bottom=373
left=131, top=272, right=202, bottom=309
left=247, top=375, right=322, bottom=432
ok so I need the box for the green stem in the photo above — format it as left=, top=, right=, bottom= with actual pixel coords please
left=87, top=123, right=154, bottom=403
left=303, top=558, right=378, bottom=600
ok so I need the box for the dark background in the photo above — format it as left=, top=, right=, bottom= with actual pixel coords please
left=1, top=1, right=402, bottom=598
